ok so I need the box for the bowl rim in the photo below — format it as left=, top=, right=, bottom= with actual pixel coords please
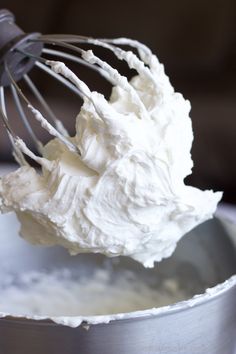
left=0, top=273, right=235, bottom=328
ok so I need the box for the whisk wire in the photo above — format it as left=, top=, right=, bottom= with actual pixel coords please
left=0, top=87, right=14, bottom=136
left=35, top=61, right=83, bottom=98
left=42, top=48, right=107, bottom=77
left=4, top=62, right=81, bottom=156
left=23, top=74, right=69, bottom=137
left=0, top=87, right=28, bottom=165
left=10, top=83, right=42, bottom=153
left=43, top=35, right=156, bottom=68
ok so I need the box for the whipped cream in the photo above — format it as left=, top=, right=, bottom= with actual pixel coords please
left=0, top=38, right=222, bottom=267
left=1, top=268, right=235, bottom=328
left=0, top=269, right=190, bottom=318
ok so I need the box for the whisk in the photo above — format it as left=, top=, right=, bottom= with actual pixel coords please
left=0, top=9, right=155, bottom=165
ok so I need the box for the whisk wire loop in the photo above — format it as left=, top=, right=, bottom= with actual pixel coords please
left=0, top=13, right=157, bottom=166
left=3, top=62, right=81, bottom=156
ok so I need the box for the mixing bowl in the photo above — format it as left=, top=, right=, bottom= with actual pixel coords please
left=0, top=212, right=235, bottom=354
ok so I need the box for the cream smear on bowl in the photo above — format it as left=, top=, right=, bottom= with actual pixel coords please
left=0, top=38, right=222, bottom=267
left=0, top=268, right=190, bottom=325
left=0, top=266, right=235, bottom=328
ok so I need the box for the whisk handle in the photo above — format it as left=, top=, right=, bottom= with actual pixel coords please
left=0, top=9, right=43, bottom=87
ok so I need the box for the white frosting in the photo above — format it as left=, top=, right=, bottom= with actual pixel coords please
left=0, top=38, right=222, bottom=267
left=0, top=268, right=235, bottom=328
left=0, top=269, right=189, bottom=318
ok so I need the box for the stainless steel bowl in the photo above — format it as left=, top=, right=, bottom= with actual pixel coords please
left=0, top=212, right=235, bottom=354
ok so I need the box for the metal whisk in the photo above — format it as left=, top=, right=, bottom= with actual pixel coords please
left=0, top=9, right=154, bottom=164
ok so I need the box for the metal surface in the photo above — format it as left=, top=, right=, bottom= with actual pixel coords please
left=0, top=212, right=235, bottom=354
